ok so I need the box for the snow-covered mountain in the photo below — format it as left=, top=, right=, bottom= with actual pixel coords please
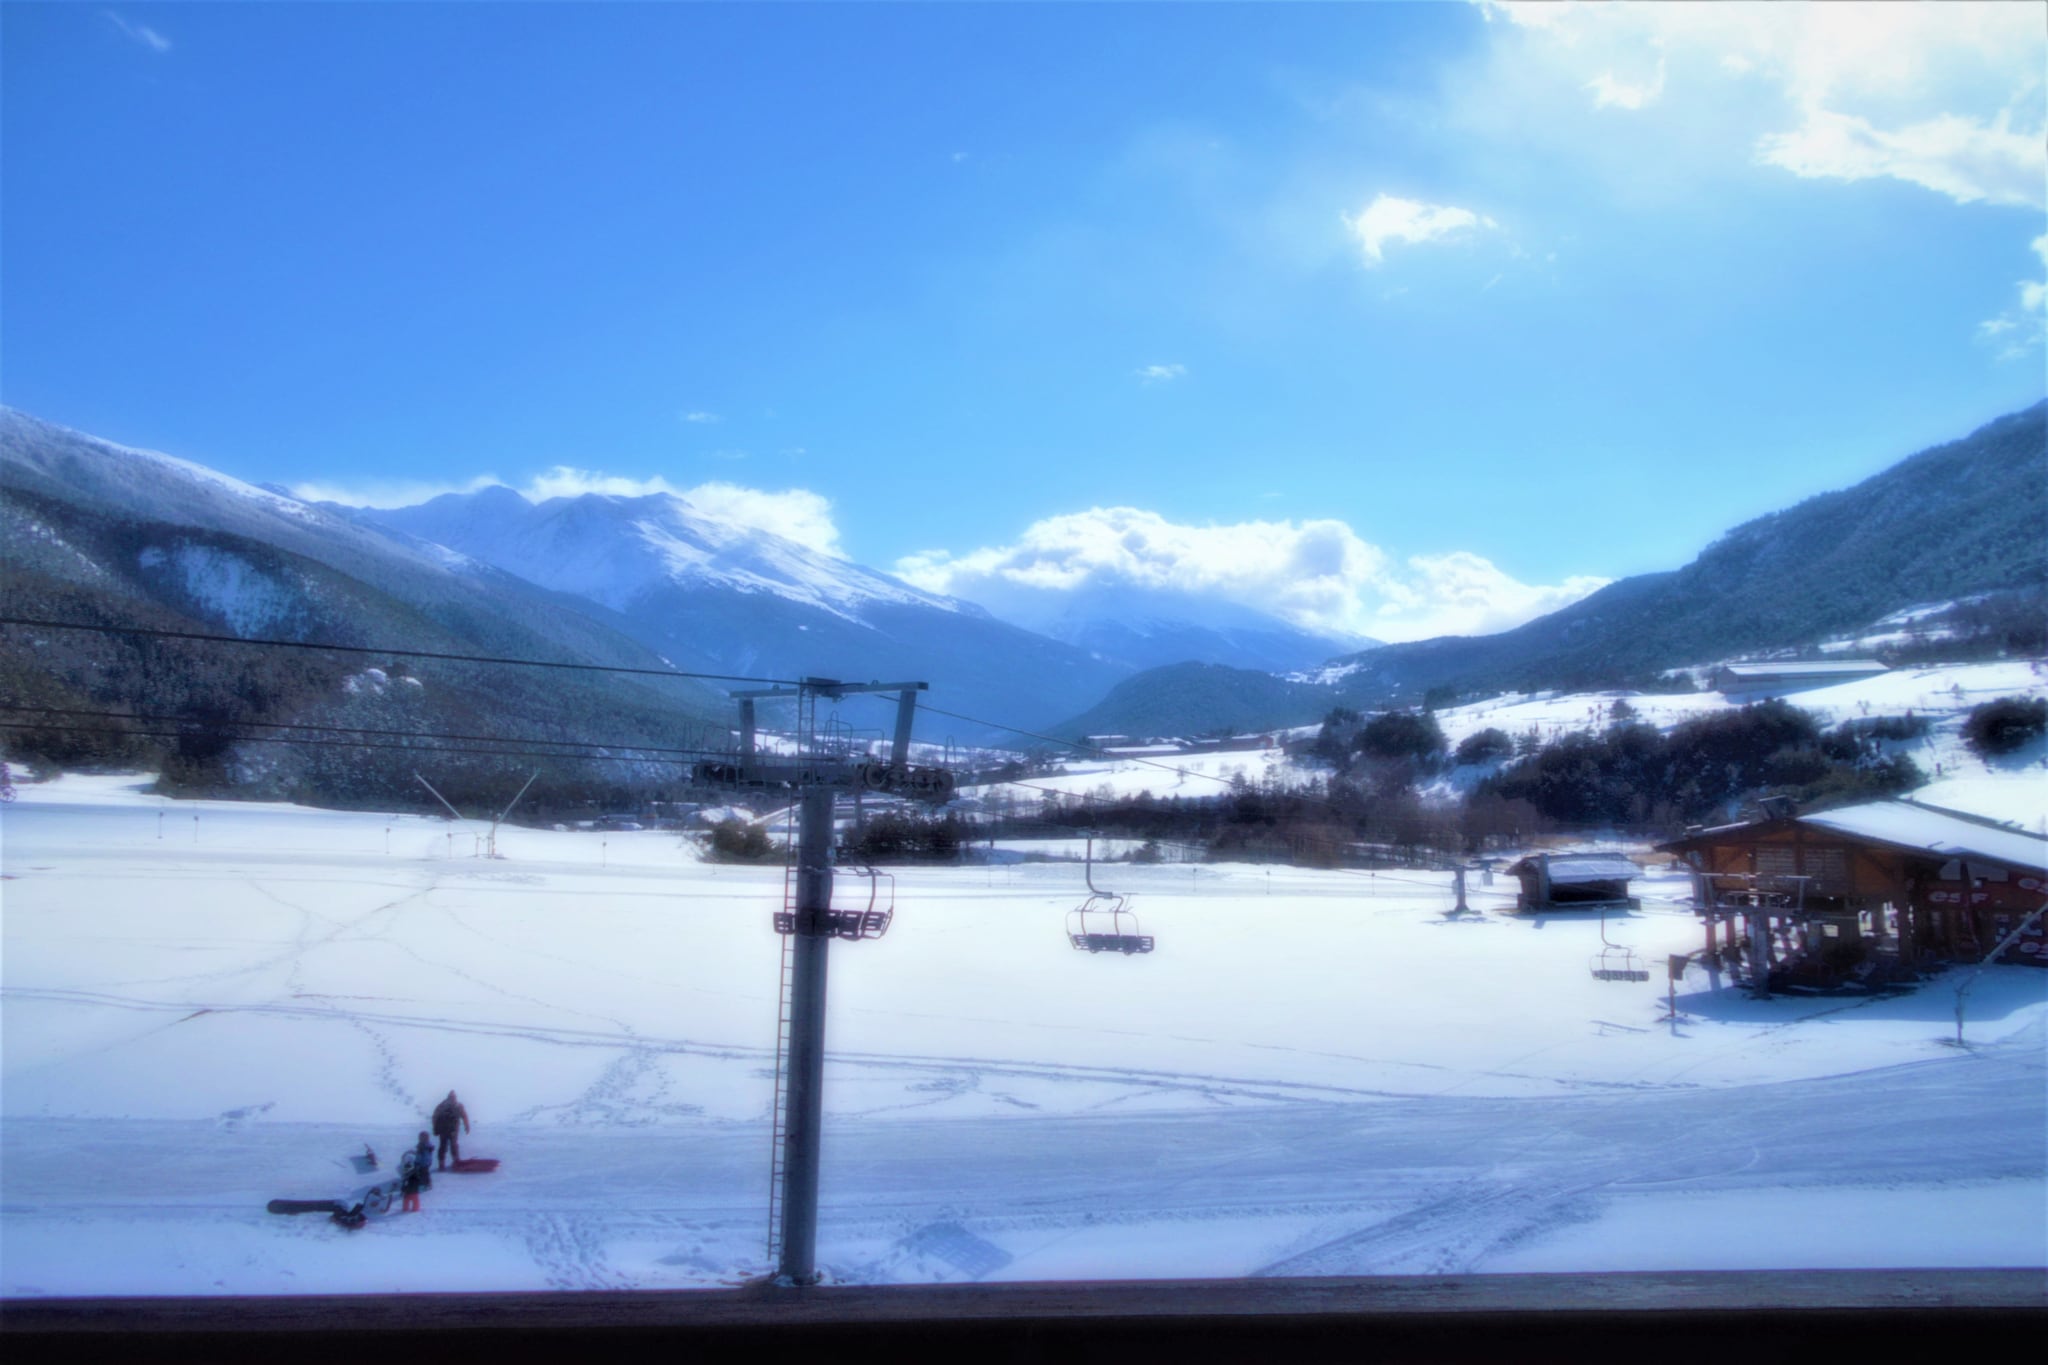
left=978, top=582, right=1373, bottom=676
left=0, top=407, right=734, bottom=802
left=372, top=487, right=1368, bottom=678
left=366, top=485, right=953, bottom=622
left=356, top=487, right=1127, bottom=734
left=0, top=408, right=700, bottom=679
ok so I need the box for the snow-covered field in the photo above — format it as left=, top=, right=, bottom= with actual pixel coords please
left=3, top=771, right=2044, bottom=1297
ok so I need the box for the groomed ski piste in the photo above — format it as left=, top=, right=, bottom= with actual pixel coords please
left=3, top=664, right=2045, bottom=1297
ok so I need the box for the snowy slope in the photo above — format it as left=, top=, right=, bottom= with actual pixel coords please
left=4, top=775, right=2042, bottom=1294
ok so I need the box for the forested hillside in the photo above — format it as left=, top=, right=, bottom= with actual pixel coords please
left=1, top=412, right=730, bottom=808
left=1053, top=661, right=1333, bottom=741
left=1330, top=402, right=2047, bottom=701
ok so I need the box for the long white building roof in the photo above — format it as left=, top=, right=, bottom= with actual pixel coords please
left=1800, top=801, right=2048, bottom=874
left=1717, top=660, right=1889, bottom=680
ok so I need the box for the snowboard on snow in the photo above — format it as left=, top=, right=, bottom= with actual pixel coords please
left=447, top=1157, right=499, bottom=1173
left=267, top=1198, right=347, bottom=1216
left=267, top=1195, right=373, bottom=1229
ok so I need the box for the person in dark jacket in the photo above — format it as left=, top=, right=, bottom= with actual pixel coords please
left=431, top=1090, right=470, bottom=1170
left=400, top=1131, right=432, bottom=1212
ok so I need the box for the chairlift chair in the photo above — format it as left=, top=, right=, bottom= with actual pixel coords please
left=771, top=863, right=895, bottom=940
left=1590, top=903, right=1649, bottom=982
left=840, top=864, right=895, bottom=941
left=1066, top=837, right=1154, bottom=955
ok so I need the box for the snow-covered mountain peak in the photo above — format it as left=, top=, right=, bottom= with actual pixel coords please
left=366, top=485, right=958, bottom=621
left=0, top=408, right=320, bottom=524
left=953, top=577, right=1376, bottom=675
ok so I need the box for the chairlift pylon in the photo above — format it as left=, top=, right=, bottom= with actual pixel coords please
left=1066, top=836, right=1154, bottom=955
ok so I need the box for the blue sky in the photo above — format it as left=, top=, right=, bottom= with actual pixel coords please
left=4, top=2, right=2043, bottom=642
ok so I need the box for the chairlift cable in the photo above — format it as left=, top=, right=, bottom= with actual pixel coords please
left=0, top=719, right=713, bottom=767
left=0, top=702, right=730, bottom=760
left=0, top=615, right=803, bottom=686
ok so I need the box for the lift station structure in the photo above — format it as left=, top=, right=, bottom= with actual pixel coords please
left=694, top=677, right=953, bottom=1286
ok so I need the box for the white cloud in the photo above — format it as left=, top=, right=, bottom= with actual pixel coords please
left=1759, top=109, right=2046, bottom=209
left=672, top=481, right=843, bottom=556
left=1976, top=232, right=2048, bottom=360
left=2023, top=232, right=2048, bottom=308
left=682, top=411, right=721, bottom=424
left=1371, top=552, right=1612, bottom=640
left=1137, top=363, right=1187, bottom=383
left=290, top=475, right=504, bottom=508
left=519, top=468, right=694, bottom=502
left=1342, top=194, right=1498, bottom=266
left=105, top=11, right=171, bottom=53
left=894, top=506, right=1606, bottom=643
left=1483, top=0, right=2047, bottom=209
left=1586, top=59, right=1666, bottom=111
left=303, top=468, right=845, bottom=556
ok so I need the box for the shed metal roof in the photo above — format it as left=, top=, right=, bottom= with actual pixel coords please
left=1507, top=853, right=1643, bottom=884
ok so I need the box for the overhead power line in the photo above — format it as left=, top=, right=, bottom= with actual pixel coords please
left=0, top=702, right=728, bottom=760
left=0, top=718, right=715, bottom=768
left=0, top=616, right=801, bottom=687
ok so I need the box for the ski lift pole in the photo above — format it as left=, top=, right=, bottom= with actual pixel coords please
left=775, top=782, right=836, bottom=1286
left=1953, top=899, right=2048, bottom=1046
left=489, top=769, right=541, bottom=857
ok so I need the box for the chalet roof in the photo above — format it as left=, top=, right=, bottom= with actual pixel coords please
left=1716, top=660, right=1888, bottom=680
left=1799, top=802, right=2048, bottom=876
left=1660, top=802, right=2048, bottom=876
left=1506, top=853, right=1643, bottom=884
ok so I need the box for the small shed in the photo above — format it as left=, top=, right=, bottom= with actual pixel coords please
left=1658, top=800, right=2048, bottom=990
left=1507, top=853, right=1643, bottom=912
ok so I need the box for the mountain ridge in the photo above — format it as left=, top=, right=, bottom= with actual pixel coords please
left=1050, top=401, right=2048, bottom=737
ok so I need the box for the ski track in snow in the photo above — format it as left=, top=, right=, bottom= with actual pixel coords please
left=3, top=774, right=2045, bottom=1293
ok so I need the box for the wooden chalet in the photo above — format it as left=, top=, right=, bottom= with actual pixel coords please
left=1506, top=852, right=1642, bottom=912
left=1658, top=800, right=2048, bottom=991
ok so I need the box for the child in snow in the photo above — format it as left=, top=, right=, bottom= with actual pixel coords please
left=411, top=1131, right=434, bottom=1188
left=400, top=1131, right=432, bottom=1212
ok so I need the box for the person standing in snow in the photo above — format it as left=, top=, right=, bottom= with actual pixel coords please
left=400, top=1132, right=432, bottom=1212
left=431, top=1090, right=470, bottom=1170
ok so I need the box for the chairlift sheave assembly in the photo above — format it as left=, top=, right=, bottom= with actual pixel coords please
left=1066, top=836, right=1154, bottom=956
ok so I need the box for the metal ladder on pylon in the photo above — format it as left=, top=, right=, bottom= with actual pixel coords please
left=764, top=841, right=798, bottom=1263
left=764, top=694, right=823, bottom=1267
